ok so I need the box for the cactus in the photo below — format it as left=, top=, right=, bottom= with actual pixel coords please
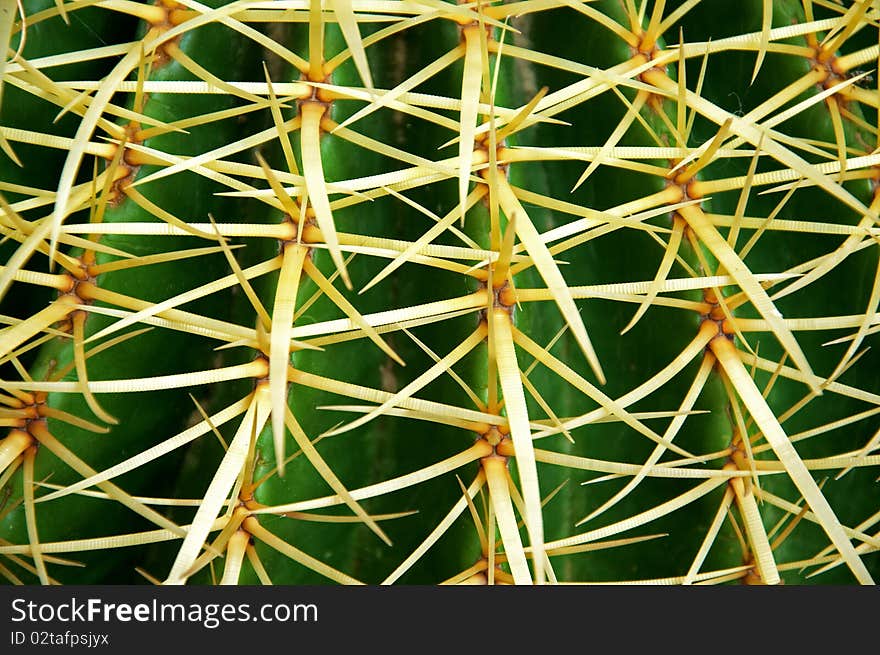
left=0, top=0, right=878, bottom=586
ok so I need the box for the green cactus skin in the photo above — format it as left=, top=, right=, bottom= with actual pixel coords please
left=0, top=1, right=134, bottom=361
left=675, top=0, right=880, bottom=584
left=0, top=0, right=265, bottom=583
left=504, top=0, right=737, bottom=583
left=241, top=23, right=480, bottom=585
left=1, top=0, right=878, bottom=586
